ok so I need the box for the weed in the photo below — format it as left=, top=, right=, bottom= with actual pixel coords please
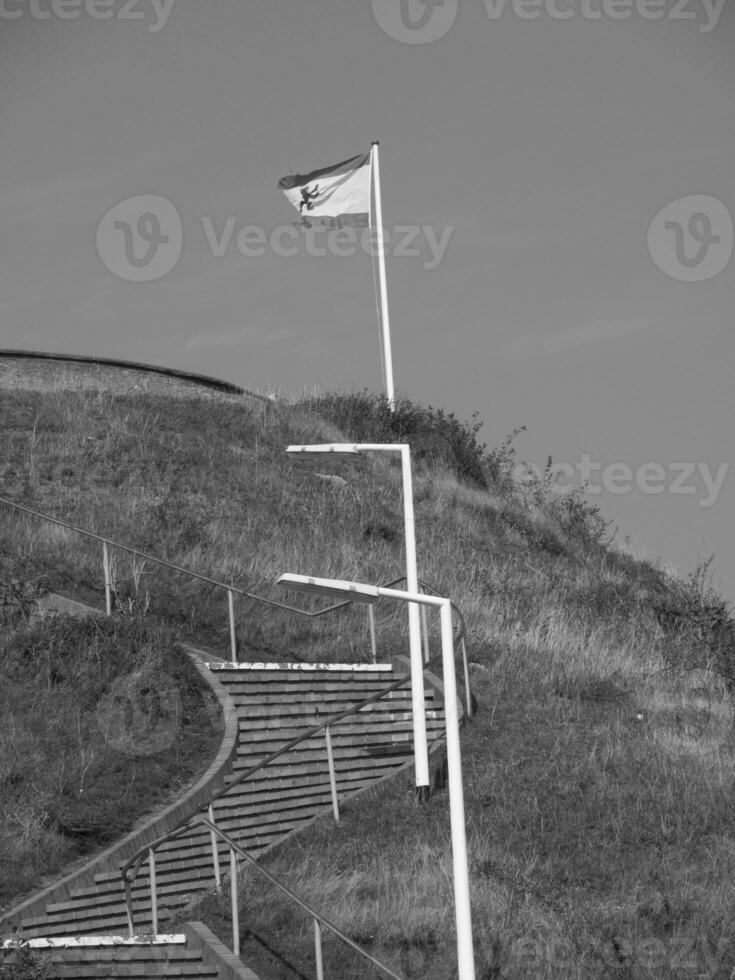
left=0, top=941, right=51, bottom=980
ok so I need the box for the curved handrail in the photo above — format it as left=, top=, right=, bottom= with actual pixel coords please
left=121, top=627, right=469, bottom=936
left=122, top=666, right=419, bottom=887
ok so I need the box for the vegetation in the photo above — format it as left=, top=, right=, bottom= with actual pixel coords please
left=2, top=383, right=735, bottom=977
left=0, top=573, right=222, bottom=910
left=0, top=941, right=50, bottom=980
left=307, top=390, right=489, bottom=489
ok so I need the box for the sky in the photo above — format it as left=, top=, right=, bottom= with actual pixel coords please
left=1, top=0, right=734, bottom=601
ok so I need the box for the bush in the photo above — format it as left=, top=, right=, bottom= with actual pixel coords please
left=0, top=942, right=50, bottom=980
left=301, top=391, right=489, bottom=488
left=0, top=551, right=50, bottom=626
left=652, top=557, right=735, bottom=685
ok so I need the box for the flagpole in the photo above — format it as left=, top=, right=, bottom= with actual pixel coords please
left=371, top=141, right=395, bottom=410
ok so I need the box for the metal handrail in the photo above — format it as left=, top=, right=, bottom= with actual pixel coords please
left=0, top=494, right=471, bottom=711
left=0, top=496, right=467, bottom=648
left=0, top=493, right=473, bottom=974
left=0, top=495, right=341, bottom=617
left=190, top=818, right=405, bottom=979
left=121, top=622, right=470, bottom=962
left=121, top=666, right=424, bottom=887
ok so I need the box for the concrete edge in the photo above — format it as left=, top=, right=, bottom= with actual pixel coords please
left=0, top=617, right=241, bottom=934
left=208, top=661, right=394, bottom=672
left=4, top=935, right=187, bottom=949
left=184, top=922, right=263, bottom=980
left=0, top=349, right=270, bottom=402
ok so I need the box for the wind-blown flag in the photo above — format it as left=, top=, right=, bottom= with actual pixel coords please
left=278, top=152, right=371, bottom=229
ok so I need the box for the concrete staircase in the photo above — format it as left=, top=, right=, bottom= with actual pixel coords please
left=2, top=656, right=449, bottom=978
left=3, top=924, right=258, bottom=979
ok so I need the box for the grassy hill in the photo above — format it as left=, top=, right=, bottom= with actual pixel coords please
left=2, top=379, right=735, bottom=978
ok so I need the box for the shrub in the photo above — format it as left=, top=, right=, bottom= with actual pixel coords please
left=301, top=391, right=489, bottom=489
left=0, top=942, right=51, bottom=980
left=525, top=457, right=613, bottom=548
left=652, top=557, right=735, bottom=685
left=0, top=551, right=50, bottom=626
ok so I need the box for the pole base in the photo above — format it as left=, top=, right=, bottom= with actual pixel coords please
left=415, top=784, right=431, bottom=804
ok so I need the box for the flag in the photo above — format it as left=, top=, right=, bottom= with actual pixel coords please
left=278, top=151, right=371, bottom=229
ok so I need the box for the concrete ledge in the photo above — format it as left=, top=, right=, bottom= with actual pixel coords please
left=3, top=935, right=186, bottom=949
left=33, top=593, right=106, bottom=620
left=208, top=662, right=394, bottom=672
left=184, top=922, right=263, bottom=980
left=0, top=349, right=266, bottom=400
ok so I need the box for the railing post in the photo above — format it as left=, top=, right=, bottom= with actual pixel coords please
left=209, top=803, right=222, bottom=891
left=148, top=849, right=158, bottom=935
left=367, top=605, right=377, bottom=664
left=102, top=541, right=112, bottom=616
left=314, top=918, right=324, bottom=980
left=230, top=848, right=240, bottom=956
left=420, top=604, right=430, bottom=665
left=124, top=876, right=135, bottom=938
left=228, top=589, right=237, bottom=664
left=324, top=724, right=340, bottom=824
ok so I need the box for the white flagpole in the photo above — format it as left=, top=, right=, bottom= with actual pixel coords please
left=371, top=141, right=396, bottom=410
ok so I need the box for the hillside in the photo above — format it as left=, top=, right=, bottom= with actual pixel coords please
left=2, top=365, right=735, bottom=978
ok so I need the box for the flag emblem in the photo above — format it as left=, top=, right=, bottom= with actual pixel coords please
left=278, top=152, right=371, bottom=228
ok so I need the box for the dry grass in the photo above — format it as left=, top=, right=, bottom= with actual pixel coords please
left=2, top=383, right=735, bottom=977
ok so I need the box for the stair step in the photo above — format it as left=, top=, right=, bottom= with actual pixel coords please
left=10, top=661, right=450, bottom=961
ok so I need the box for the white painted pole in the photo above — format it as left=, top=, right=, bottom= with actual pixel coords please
left=439, top=599, right=476, bottom=980
left=324, top=724, right=340, bottom=824
left=275, top=575, right=476, bottom=979
left=230, top=849, right=240, bottom=956
left=227, top=590, right=237, bottom=664
left=401, top=446, right=430, bottom=795
left=371, top=142, right=395, bottom=410
left=102, top=542, right=112, bottom=616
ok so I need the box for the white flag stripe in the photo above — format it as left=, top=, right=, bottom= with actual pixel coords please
left=281, top=166, right=371, bottom=218
left=278, top=151, right=371, bottom=228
